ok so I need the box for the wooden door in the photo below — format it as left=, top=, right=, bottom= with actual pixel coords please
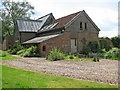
left=71, top=39, right=77, bottom=53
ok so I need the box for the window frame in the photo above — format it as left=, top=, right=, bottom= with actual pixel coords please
left=42, top=45, right=46, bottom=51
left=85, top=23, right=87, bottom=29
left=80, top=22, right=82, bottom=29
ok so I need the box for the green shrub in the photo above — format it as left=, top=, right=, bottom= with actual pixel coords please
left=17, top=49, right=27, bottom=56
left=47, top=48, right=65, bottom=61
left=20, top=46, right=40, bottom=57
left=104, top=48, right=120, bottom=60
left=88, top=41, right=100, bottom=53
left=99, top=38, right=111, bottom=51
left=66, top=54, right=78, bottom=59
left=8, top=44, right=24, bottom=54
left=82, top=45, right=91, bottom=55
left=96, top=53, right=104, bottom=58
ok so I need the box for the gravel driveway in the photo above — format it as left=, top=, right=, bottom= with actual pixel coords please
left=0, top=56, right=119, bottom=85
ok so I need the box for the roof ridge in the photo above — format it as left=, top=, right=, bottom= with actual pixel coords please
left=54, top=11, right=81, bottom=21
left=17, top=19, right=42, bottom=22
left=37, top=13, right=52, bottom=19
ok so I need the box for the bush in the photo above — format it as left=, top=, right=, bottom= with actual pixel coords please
left=17, top=49, right=27, bottom=56
left=88, top=41, right=100, bottom=53
left=47, top=48, right=65, bottom=61
left=81, top=45, right=91, bottom=55
left=66, top=54, right=78, bottom=59
left=20, top=46, right=40, bottom=57
left=99, top=38, right=111, bottom=51
left=8, top=44, right=24, bottom=54
left=104, top=48, right=120, bottom=60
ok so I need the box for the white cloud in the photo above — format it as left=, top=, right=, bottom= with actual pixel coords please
left=11, top=0, right=118, bottom=37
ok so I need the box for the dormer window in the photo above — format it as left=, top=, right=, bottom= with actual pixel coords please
left=80, top=22, right=82, bottom=29
left=85, top=23, right=87, bottom=29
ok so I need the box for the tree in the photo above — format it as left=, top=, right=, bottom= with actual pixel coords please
left=1, top=0, right=35, bottom=40
left=111, top=37, right=120, bottom=48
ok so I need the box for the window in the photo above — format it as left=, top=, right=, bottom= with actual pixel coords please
left=85, top=23, right=87, bottom=29
left=80, top=22, right=82, bottom=29
left=75, top=39, right=77, bottom=46
left=42, top=46, right=46, bottom=51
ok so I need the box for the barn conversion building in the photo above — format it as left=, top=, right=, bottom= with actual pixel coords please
left=15, top=10, right=100, bottom=56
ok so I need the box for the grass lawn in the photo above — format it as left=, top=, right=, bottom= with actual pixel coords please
left=0, top=50, right=19, bottom=61
left=1, top=65, right=118, bottom=88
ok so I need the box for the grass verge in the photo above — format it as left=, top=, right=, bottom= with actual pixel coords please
left=0, top=50, right=19, bottom=61
left=2, top=65, right=118, bottom=88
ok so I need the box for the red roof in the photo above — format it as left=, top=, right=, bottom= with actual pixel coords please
left=38, top=11, right=81, bottom=33
left=49, top=11, right=81, bottom=30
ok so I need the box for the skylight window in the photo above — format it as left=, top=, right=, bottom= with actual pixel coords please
left=50, top=22, right=58, bottom=29
left=41, top=25, right=48, bottom=30
left=41, top=22, right=58, bottom=31
left=46, top=24, right=53, bottom=29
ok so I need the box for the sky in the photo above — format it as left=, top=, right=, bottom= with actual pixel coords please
left=1, top=0, right=119, bottom=38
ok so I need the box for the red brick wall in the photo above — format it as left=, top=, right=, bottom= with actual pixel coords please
left=39, top=32, right=70, bottom=56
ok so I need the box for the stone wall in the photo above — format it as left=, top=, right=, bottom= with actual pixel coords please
left=66, top=12, right=99, bottom=52
left=78, top=32, right=99, bottom=52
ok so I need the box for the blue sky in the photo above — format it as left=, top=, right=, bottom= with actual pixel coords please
left=3, top=0, right=119, bottom=38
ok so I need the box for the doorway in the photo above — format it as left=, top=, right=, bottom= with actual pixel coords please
left=71, top=38, right=77, bottom=53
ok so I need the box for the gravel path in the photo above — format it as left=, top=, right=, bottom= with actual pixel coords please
left=0, top=57, right=119, bottom=85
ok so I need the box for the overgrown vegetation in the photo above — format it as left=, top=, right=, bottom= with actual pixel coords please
left=80, top=39, right=120, bottom=60
left=99, top=38, right=111, bottom=51
left=104, top=48, right=120, bottom=60
left=46, top=48, right=65, bottom=61
left=81, top=45, right=91, bottom=55
left=88, top=41, right=100, bottom=53
left=8, top=44, right=24, bottom=54
left=66, top=54, right=78, bottom=59
left=8, top=44, right=40, bottom=57
left=19, top=46, right=40, bottom=57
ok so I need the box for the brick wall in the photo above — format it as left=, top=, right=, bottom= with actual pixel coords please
left=39, top=32, right=70, bottom=56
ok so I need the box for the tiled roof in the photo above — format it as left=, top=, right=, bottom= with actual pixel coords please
left=39, top=11, right=81, bottom=32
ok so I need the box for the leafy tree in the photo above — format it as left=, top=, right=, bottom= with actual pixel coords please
left=111, top=37, right=120, bottom=48
left=1, top=0, right=35, bottom=40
